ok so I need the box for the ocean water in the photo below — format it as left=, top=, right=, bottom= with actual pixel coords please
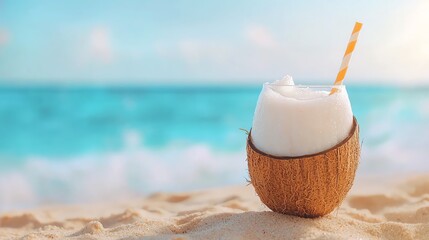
left=0, top=85, right=428, bottom=211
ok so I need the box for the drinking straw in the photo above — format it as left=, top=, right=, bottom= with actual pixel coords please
left=330, top=22, right=363, bottom=95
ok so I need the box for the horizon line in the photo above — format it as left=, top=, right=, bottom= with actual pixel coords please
left=0, top=78, right=428, bottom=87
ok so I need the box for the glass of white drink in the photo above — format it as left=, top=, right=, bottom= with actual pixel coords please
left=252, top=75, right=354, bottom=157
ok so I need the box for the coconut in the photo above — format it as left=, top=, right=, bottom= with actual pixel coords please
left=246, top=117, right=360, bottom=218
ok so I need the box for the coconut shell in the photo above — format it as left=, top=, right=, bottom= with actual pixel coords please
left=247, top=117, right=360, bottom=218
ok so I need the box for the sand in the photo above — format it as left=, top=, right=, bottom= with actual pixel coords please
left=1, top=175, right=428, bottom=240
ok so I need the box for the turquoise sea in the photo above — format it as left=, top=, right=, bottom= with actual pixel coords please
left=0, top=85, right=428, bottom=210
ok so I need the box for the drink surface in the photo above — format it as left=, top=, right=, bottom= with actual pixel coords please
left=251, top=76, right=354, bottom=157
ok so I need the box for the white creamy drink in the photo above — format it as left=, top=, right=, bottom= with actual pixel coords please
left=251, top=75, right=354, bottom=157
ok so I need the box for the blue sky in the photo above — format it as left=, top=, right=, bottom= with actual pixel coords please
left=0, top=0, right=428, bottom=85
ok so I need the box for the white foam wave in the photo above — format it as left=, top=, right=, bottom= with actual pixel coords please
left=0, top=144, right=247, bottom=212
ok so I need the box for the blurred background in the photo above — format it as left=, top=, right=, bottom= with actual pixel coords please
left=0, top=0, right=428, bottom=211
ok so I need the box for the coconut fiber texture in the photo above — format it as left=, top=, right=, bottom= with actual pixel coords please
left=247, top=117, right=360, bottom=218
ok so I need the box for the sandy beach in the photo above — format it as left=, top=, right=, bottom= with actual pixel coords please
left=0, top=175, right=428, bottom=240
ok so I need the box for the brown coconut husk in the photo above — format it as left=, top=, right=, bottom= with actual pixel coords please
left=247, top=117, right=360, bottom=218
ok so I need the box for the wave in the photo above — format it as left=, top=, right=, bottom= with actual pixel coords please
left=0, top=142, right=247, bottom=212
left=2, top=111, right=429, bottom=212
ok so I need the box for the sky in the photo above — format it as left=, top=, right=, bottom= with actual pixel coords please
left=0, top=0, right=428, bottom=85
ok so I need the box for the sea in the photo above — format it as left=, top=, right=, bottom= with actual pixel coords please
left=0, top=84, right=428, bottom=211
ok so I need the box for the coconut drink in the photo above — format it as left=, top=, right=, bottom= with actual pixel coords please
left=246, top=22, right=362, bottom=218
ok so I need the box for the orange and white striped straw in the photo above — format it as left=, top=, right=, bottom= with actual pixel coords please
left=330, top=22, right=362, bottom=95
